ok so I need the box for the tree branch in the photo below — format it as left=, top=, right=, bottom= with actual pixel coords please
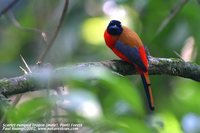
left=0, top=0, right=20, bottom=17
left=0, top=56, right=200, bottom=97
left=156, top=0, right=189, bottom=35
left=37, top=0, right=69, bottom=64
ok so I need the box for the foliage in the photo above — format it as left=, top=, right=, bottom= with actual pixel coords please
left=0, top=0, right=200, bottom=133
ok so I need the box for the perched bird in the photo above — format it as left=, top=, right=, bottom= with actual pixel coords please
left=104, top=20, right=155, bottom=110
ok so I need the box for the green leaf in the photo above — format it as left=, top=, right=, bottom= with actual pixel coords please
left=7, top=97, right=55, bottom=123
left=99, top=71, right=145, bottom=115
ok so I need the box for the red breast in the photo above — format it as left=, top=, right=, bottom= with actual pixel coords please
left=104, top=30, right=119, bottom=49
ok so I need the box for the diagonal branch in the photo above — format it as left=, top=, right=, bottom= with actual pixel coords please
left=156, top=0, right=189, bottom=35
left=8, top=12, right=48, bottom=45
left=0, top=56, right=200, bottom=97
left=37, top=0, right=69, bottom=64
left=0, top=0, right=20, bottom=17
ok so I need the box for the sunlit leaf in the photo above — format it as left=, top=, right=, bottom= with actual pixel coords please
left=81, top=17, right=107, bottom=45
left=151, top=112, right=182, bottom=133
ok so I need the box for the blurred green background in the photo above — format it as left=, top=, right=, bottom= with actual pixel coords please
left=0, top=0, right=200, bottom=133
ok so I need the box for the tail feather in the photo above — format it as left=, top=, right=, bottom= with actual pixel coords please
left=141, top=74, right=155, bottom=111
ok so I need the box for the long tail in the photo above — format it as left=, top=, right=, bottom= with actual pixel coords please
left=141, top=73, right=155, bottom=110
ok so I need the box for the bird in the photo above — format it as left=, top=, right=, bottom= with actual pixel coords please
left=104, top=20, right=155, bottom=110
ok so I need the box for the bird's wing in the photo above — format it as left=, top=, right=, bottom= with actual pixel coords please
left=115, top=41, right=148, bottom=72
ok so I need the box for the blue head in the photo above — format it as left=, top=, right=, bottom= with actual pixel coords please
left=107, top=20, right=123, bottom=36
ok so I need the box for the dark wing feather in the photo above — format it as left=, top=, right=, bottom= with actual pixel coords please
left=115, top=41, right=147, bottom=72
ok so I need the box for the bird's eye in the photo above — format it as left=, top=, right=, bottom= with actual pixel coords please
left=116, top=23, right=121, bottom=27
left=110, top=23, right=115, bottom=26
